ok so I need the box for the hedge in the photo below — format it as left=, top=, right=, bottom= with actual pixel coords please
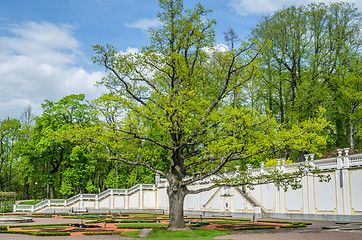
left=0, top=230, right=70, bottom=236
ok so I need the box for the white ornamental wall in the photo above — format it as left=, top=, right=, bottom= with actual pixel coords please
left=350, top=169, right=362, bottom=215
left=23, top=152, right=362, bottom=221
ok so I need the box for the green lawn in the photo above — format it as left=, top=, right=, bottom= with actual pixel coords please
left=18, top=225, right=69, bottom=229
left=17, top=200, right=41, bottom=205
left=116, top=223, right=169, bottom=229
left=121, top=228, right=230, bottom=239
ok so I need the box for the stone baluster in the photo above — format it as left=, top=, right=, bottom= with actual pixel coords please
left=155, top=173, right=160, bottom=186
left=276, top=159, right=281, bottom=170
left=235, top=165, right=240, bottom=175
left=343, top=148, right=350, bottom=168
left=260, top=161, right=265, bottom=173
left=246, top=164, right=252, bottom=176
left=281, top=159, right=286, bottom=172
left=337, top=149, right=344, bottom=169
left=309, top=154, right=315, bottom=166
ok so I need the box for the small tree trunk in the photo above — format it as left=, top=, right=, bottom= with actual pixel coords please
left=50, top=185, right=55, bottom=199
left=350, top=118, right=355, bottom=151
left=297, top=150, right=305, bottom=162
left=23, top=179, right=29, bottom=200
left=167, top=184, right=187, bottom=230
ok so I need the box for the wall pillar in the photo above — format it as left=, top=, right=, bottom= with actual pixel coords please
left=140, top=185, right=143, bottom=209
left=110, top=189, right=114, bottom=209
left=343, top=148, right=351, bottom=215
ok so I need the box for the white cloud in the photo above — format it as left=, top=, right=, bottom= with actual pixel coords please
left=124, top=18, right=162, bottom=31
left=0, top=21, right=105, bottom=118
left=228, top=0, right=362, bottom=15
left=227, top=0, right=290, bottom=15
left=121, top=47, right=139, bottom=55
left=203, top=44, right=229, bottom=54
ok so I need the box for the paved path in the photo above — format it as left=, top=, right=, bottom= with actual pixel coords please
left=215, top=219, right=362, bottom=240
left=1, top=217, right=362, bottom=239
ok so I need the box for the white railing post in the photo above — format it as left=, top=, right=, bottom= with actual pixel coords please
left=343, top=148, right=350, bottom=168
left=246, top=164, right=252, bottom=170
left=337, top=149, right=343, bottom=169
left=111, top=189, right=114, bottom=209
left=140, top=184, right=143, bottom=210
left=260, top=161, right=265, bottom=174
left=95, top=193, right=99, bottom=209
left=155, top=174, right=160, bottom=186
left=276, top=159, right=281, bottom=171
left=309, top=154, right=315, bottom=167
left=281, top=159, right=286, bottom=172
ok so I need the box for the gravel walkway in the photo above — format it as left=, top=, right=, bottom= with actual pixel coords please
left=1, top=216, right=361, bottom=239
left=215, top=219, right=362, bottom=240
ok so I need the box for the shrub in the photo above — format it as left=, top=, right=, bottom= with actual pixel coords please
left=0, top=226, right=8, bottom=231
left=0, top=192, right=16, bottom=212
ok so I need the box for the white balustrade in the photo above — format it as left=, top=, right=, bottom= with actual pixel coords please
left=14, top=150, right=362, bottom=213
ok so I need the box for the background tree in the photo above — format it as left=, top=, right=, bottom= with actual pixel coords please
left=251, top=2, right=362, bottom=155
left=0, top=118, right=21, bottom=192
left=18, top=94, right=101, bottom=199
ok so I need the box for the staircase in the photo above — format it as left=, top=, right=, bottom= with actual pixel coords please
left=235, top=187, right=269, bottom=218
left=13, top=184, right=156, bottom=213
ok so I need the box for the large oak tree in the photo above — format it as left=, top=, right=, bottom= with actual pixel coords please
left=90, top=0, right=328, bottom=229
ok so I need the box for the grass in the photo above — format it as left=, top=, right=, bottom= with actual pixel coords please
left=0, top=230, right=70, bottom=236
left=17, top=200, right=41, bottom=205
left=82, top=232, right=120, bottom=235
left=116, top=222, right=168, bottom=229
left=203, top=220, right=250, bottom=224
left=8, top=223, right=70, bottom=228
left=121, top=230, right=142, bottom=238
left=18, top=225, right=69, bottom=229
left=121, top=228, right=230, bottom=240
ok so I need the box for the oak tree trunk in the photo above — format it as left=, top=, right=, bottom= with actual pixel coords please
left=167, top=183, right=187, bottom=230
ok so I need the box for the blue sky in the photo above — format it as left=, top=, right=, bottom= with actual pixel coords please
left=1, top=0, right=361, bottom=119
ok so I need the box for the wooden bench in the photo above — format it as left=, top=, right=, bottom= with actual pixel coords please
left=69, top=207, right=88, bottom=213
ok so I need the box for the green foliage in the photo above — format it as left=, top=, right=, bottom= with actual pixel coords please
left=0, top=118, right=21, bottom=193
left=264, top=159, right=292, bottom=167
left=0, top=192, right=16, bottom=212
left=0, top=226, right=7, bottom=231
left=16, top=94, right=105, bottom=199
left=251, top=1, right=362, bottom=152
